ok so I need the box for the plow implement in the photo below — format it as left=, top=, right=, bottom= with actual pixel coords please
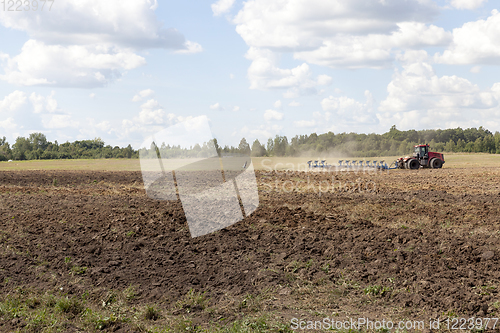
left=307, top=144, right=445, bottom=172
left=308, top=159, right=398, bottom=171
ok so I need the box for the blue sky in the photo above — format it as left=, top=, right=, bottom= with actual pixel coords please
left=1, top=0, right=500, bottom=148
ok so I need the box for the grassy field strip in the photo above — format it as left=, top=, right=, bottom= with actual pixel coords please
left=0, top=153, right=498, bottom=171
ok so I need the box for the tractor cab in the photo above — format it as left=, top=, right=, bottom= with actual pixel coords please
left=414, top=144, right=429, bottom=165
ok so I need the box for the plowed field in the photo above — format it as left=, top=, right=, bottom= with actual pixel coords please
left=1, top=166, right=500, bottom=332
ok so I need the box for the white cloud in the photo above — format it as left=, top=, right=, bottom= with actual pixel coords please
left=288, top=101, right=301, bottom=107
left=293, top=119, right=316, bottom=128
left=377, top=60, right=500, bottom=129
left=234, top=0, right=439, bottom=51
left=89, top=93, right=96, bottom=99
left=95, top=120, right=111, bottom=132
left=0, top=0, right=195, bottom=51
left=0, top=117, right=17, bottom=130
left=212, top=0, right=236, bottom=16
left=273, top=100, right=282, bottom=109
left=42, top=115, right=79, bottom=129
left=470, top=66, right=481, bottom=73
left=435, top=10, right=500, bottom=65
left=120, top=98, right=180, bottom=140
left=0, top=91, right=27, bottom=112
left=317, top=75, right=333, bottom=86
left=209, top=102, right=224, bottom=111
left=0, top=40, right=146, bottom=87
left=137, top=108, right=165, bottom=125
left=239, top=124, right=283, bottom=142
left=230, top=73, right=235, bottom=79
left=233, top=0, right=446, bottom=91
left=263, top=109, right=284, bottom=121
left=0, top=1, right=201, bottom=87
left=29, top=91, right=60, bottom=113
left=449, top=0, right=487, bottom=10
left=294, top=22, right=451, bottom=69
left=233, top=106, right=240, bottom=112
left=132, top=89, right=155, bottom=102
left=140, top=99, right=160, bottom=110
left=245, top=47, right=332, bottom=95
left=174, top=41, right=203, bottom=54
left=321, top=90, right=376, bottom=125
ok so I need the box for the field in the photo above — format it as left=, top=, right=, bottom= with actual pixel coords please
left=2, top=153, right=500, bottom=171
left=0, top=155, right=500, bottom=332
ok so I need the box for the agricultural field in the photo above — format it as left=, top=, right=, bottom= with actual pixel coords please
left=0, top=155, right=500, bottom=332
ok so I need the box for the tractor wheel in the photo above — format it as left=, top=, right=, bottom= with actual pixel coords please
left=431, top=158, right=442, bottom=169
left=408, top=159, right=419, bottom=170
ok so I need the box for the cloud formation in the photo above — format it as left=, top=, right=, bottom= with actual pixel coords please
left=435, top=10, right=500, bottom=65
left=264, top=109, right=284, bottom=121
left=0, top=0, right=201, bottom=87
left=378, top=60, right=500, bottom=130
left=0, top=40, right=146, bottom=87
left=0, top=0, right=192, bottom=50
left=212, top=0, right=236, bottom=16
left=233, top=0, right=449, bottom=94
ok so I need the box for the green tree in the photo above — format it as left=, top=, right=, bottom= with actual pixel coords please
left=444, top=140, right=455, bottom=152
left=29, top=132, right=49, bottom=151
left=0, top=136, right=11, bottom=160
left=250, top=139, right=266, bottom=157
left=266, top=138, right=274, bottom=156
left=12, top=136, right=32, bottom=160
left=273, top=135, right=288, bottom=157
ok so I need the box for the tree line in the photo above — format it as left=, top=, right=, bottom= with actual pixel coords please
left=0, top=133, right=136, bottom=161
left=1, top=126, right=500, bottom=161
left=249, top=125, right=500, bottom=157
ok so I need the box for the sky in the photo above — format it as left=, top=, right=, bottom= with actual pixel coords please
left=1, top=0, right=500, bottom=149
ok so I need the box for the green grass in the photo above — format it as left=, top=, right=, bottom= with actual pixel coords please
left=0, top=287, right=293, bottom=332
left=0, top=153, right=498, bottom=171
left=0, top=158, right=141, bottom=171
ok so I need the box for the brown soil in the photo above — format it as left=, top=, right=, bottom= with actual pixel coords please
left=1, top=168, right=500, bottom=331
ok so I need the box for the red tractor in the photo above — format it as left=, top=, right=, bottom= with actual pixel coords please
left=395, top=144, right=445, bottom=169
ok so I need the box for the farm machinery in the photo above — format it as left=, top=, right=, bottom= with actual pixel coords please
left=307, top=144, right=445, bottom=171
left=308, top=159, right=392, bottom=170
left=394, top=144, right=445, bottom=169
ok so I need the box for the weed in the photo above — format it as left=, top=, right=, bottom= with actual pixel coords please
left=64, top=257, right=72, bottom=264
left=285, top=272, right=296, bottom=282
left=126, top=230, right=135, bottom=237
left=124, top=285, right=137, bottom=301
left=444, top=310, right=458, bottom=318
left=238, top=289, right=274, bottom=313
left=70, top=265, right=87, bottom=275
left=176, top=289, right=209, bottom=313
left=26, top=296, right=41, bottom=309
left=219, top=315, right=294, bottom=333
left=84, top=308, right=119, bottom=330
left=52, top=178, right=58, bottom=186
left=286, top=260, right=301, bottom=273
left=143, top=304, right=160, bottom=320
left=102, top=291, right=118, bottom=307
left=364, top=285, right=391, bottom=296
left=55, top=297, right=84, bottom=315
left=172, top=317, right=202, bottom=332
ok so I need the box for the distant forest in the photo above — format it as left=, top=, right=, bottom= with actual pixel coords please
left=1, top=125, right=500, bottom=161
